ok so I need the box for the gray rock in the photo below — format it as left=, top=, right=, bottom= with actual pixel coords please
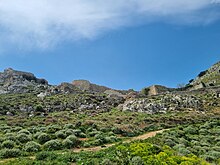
left=6, top=111, right=13, bottom=116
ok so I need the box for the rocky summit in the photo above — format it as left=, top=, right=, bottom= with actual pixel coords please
left=0, top=68, right=49, bottom=94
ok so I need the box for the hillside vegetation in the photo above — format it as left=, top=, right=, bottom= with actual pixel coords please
left=0, top=62, right=219, bottom=164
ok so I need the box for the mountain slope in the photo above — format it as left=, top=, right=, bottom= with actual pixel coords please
left=189, top=61, right=220, bottom=89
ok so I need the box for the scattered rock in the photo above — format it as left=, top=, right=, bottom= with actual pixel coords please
left=6, top=111, right=13, bottom=116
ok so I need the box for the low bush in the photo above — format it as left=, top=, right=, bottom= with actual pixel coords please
left=36, top=151, right=57, bottom=161
left=43, top=140, right=62, bottom=151
left=24, top=141, right=41, bottom=152
left=18, top=129, right=31, bottom=135
left=37, top=133, right=51, bottom=144
left=46, top=125, right=61, bottom=134
left=55, top=130, right=67, bottom=139
left=66, top=135, right=80, bottom=147
left=2, top=140, right=15, bottom=149
left=62, top=139, right=74, bottom=149
left=5, top=133, right=16, bottom=141
left=130, top=156, right=144, bottom=165
left=64, top=124, right=75, bottom=129
left=65, top=129, right=74, bottom=136
left=72, top=129, right=82, bottom=137
left=16, top=133, right=31, bottom=143
left=0, top=148, right=21, bottom=158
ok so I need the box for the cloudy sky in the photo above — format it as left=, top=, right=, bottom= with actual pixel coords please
left=0, top=0, right=220, bottom=90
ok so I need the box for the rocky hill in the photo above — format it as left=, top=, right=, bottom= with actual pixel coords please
left=0, top=68, right=49, bottom=94
left=0, top=61, right=219, bottom=116
left=189, top=61, right=220, bottom=89
left=118, top=61, right=220, bottom=114
left=0, top=62, right=219, bottom=165
left=72, top=80, right=110, bottom=93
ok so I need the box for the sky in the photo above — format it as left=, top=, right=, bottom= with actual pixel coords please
left=0, top=0, right=220, bottom=90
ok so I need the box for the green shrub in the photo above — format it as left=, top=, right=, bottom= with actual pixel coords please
left=55, top=130, right=67, bottom=139
left=83, top=142, right=91, bottom=148
left=65, top=129, right=74, bottom=136
left=18, top=129, right=31, bottom=135
left=72, top=129, right=82, bottom=137
left=107, top=136, right=118, bottom=143
left=62, top=139, right=74, bottom=149
left=37, top=133, right=51, bottom=144
left=201, top=154, right=216, bottom=162
left=35, top=105, right=44, bottom=112
left=36, top=151, right=57, bottom=161
left=2, top=140, right=15, bottom=149
left=199, top=129, right=208, bottom=135
left=183, top=126, right=198, bottom=134
left=88, top=131, right=101, bottom=137
left=164, top=138, right=176, bottom=147
left=130, top=156, right=144, bottom=165
left=101, top=159, right=113, bottom=165
left=36, top=126, right=47, bottom=132
left=178, top=147, right=191, bottom=155
left=12, top=127, right=22, bottom=132
left=95, top=133, right=105, bottom=140
left=64, top=124, right=75, bottom=129
left=0, top=149, right=21, bottom=158
left=43, top=140, right=62, bottom=151
left=46, top=125, right=61, bottom=133
left=207, top=151, right=220, bottom=160
left=79, top=132, right=86, bottom=138
left=16, top=133, right=31, bottom=143
left=66, top=135, right=80, bottom=147
left=5, top=133, right=16, bottom=141
left=216, top=142, right=220, bottom=146
left=33, top=132, right=43, bottom=139
left=212, top=146, right=220, bottom=152
left=24, top=141, right=41, bottom=152
left=89, top=139, right=102, bottom=146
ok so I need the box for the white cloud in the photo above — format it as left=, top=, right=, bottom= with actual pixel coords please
left=0, top=0, right=219, bottom=50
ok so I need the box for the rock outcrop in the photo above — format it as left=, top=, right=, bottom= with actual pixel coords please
left=141, top=85, right=175, bottom=96
left=189, top=61, right=220, bottom=89
left=72, top=80, right=110, bottom=93
left=0, top=68, right=49, bottom=94
left=120, top=94, right=202, bottom=114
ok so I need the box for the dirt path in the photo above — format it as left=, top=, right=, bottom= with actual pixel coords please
left=0, top=129, right=167, bottom=164
left=72, top=129, right=166, bottom=152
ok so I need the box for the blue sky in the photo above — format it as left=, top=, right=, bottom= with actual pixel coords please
left=0, top=1, right=220, bottom=90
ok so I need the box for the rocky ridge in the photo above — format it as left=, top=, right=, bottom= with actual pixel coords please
left=0, top=68, right=49, bottom=94
left=189, top=61, right=220, bottom=89
left=0, top=61, right=219, bottom=116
